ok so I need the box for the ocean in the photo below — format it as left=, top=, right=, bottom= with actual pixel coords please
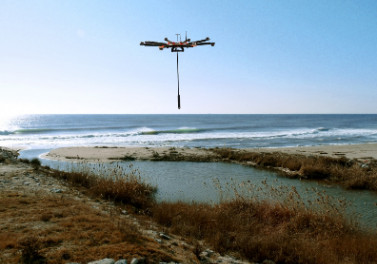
left=1, top=114, right=377, bottom=149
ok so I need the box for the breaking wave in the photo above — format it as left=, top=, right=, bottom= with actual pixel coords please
left=140, top=127, right=206, bottom=135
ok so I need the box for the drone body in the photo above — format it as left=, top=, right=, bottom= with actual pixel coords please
left=140, top=34, right=215, bottom=52
left=140, top=33, right=215, bottom=109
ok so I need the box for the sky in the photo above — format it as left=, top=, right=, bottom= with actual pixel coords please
left=1, top=0, right=377, bottom=115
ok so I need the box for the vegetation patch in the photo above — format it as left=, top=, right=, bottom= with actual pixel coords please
left=0, top=192, right=176, bottom=263
left=211, top=148, right=377, bottom=191
left=46, top=166, right=156, bottom=210
left=152, top=195, right=377, bottom=263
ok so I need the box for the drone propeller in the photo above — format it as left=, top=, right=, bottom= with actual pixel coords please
left=164, top=37, right=174, bottom=43
left=195, top=42, right=215, bottom=46
left=192, top=37, right=210, bottom=44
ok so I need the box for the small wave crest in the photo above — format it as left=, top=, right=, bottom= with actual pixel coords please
left=4, top=126, right=137, bottom=135
left=0, top=130, right=15, bottom=136
left=1, top=128, right=81, bottom=135
left=140, top=127, right=205, bottom=135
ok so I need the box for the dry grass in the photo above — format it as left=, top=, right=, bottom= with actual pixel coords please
left=212, top=148, right=377, bottom=191
left=0, top=192, right=176, bottom=264
left=152, top=196, right=377, bottom=264
left=46, top=166, right=156, bottom=210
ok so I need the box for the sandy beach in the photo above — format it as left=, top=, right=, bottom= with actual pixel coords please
left=43, top=143, right=377, bottom=162
left=43, top=146, right=218, bottom=162
left=256, top=143, right=377, bottom=160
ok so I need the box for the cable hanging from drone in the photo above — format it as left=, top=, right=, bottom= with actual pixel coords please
left=177, top=48, right=180, bottom=109
left=140, top=32, right=215, bottom=109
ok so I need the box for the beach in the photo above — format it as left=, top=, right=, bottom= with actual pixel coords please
left=43, top=146, right=218, bottom=162
left=43, top=143, right=377, bottom=162
left=257, top=143, right=377, bottom=160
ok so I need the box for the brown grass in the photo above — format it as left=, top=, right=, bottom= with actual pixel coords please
left=152, top=197, right=377, bottom=264
left=0, top=192, right=177, bottom=264
left=212, top=148, right=377, bottom=191
left=46, top=167, right=156, bottom=210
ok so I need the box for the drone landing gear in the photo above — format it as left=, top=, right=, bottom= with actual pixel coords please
left=171, top=47, right=184, bottom=52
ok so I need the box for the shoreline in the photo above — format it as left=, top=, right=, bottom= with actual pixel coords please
left=42, top=143, right=377, bottom=162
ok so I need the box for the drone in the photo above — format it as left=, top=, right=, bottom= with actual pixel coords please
left=140, top=33, right=215, bottom=109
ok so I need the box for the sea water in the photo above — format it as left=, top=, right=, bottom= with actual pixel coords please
left=1, top=114, right=377, bottom=149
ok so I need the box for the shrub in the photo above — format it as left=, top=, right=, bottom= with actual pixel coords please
left=120, top=155, right=136, bottom=161
left=300, top=165, right=329, bottom=179
left=18, top=236, right=46, bottom=264
left=30, top=158, right=41, bottom=169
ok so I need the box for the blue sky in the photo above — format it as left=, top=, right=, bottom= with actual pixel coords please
left=1, top=0, right=377, bottom=114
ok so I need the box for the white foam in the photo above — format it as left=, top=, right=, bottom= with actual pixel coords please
left=1, top=126, right=376, bottom=150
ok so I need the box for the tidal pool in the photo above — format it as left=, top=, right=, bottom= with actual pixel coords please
left=19, top=149, right=377, bottom=229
